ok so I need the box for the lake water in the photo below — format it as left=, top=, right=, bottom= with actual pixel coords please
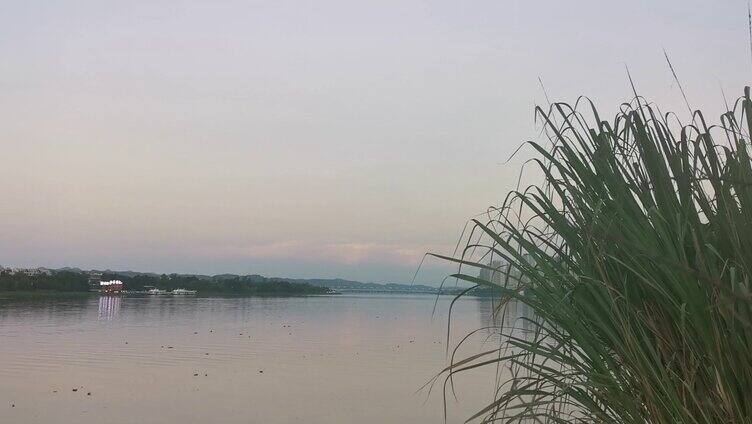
left=0, top=293, right=510, bottom=423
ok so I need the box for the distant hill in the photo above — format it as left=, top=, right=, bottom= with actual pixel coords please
left=287, top=278, right=442, bottom=293
left=45, top=268, right=447, bottom=294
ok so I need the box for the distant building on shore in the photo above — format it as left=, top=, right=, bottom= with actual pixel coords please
left=479, top=259, right=528, bottom=290
left=479, top=260, right=505, bottom=285
left=99, top=280, right=124, bottom=294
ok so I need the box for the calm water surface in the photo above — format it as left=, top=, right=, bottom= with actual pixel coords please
left=0, top=293, right=506, bottom=423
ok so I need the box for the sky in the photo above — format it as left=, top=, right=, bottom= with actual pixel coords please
left=0, top=0, right=749, bottom=284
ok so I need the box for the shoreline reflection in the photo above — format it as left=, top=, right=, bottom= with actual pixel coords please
left=98, top=296, right=122, bottom=321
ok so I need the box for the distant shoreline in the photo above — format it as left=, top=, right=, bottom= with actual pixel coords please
left=0, top=289, right=500, bottom=299
left=0, top=266, right=501, bottom=298
left=0, top=290, right=337, bottom=299
left=0, top=266, right=458, bottom=295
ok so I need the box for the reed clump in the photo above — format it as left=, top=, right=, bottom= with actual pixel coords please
left=436, top=87, right=752, bottom=423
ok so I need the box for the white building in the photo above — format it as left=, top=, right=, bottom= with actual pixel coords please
left=479, top=260, right=506, bottom=285
left=478, top=259, right=527, bottom=290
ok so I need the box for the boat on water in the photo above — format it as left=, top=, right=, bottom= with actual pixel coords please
left=172, top=288, right=197, bottom=295
left=147, top=288, right=168, bottom=295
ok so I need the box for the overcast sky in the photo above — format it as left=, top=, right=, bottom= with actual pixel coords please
left=0, top=0, right=749, bottom=283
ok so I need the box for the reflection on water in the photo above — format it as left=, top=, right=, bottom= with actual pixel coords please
left=477, top=296, right=536, bottom=340
left=98, top=296, right=121, bottom=321
left=0, top=294, right=503, bottom=424
left=475, top=297, right=553, bottom=424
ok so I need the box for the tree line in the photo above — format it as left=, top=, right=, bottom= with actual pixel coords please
left=0, top=271, right=90, bottom=292
left=0, top=270, right=330, bottom=295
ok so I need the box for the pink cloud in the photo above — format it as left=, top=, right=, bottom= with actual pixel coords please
left=200, top=240, right=452, bottom=267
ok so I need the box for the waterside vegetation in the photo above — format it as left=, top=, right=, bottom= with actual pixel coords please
left=434, top=87, right=752, bottom=423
